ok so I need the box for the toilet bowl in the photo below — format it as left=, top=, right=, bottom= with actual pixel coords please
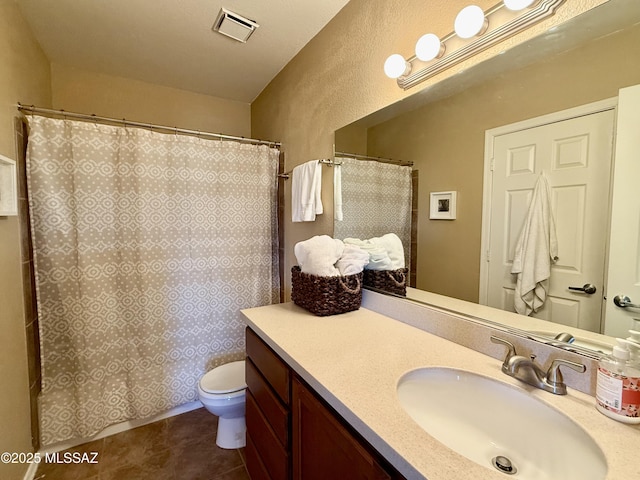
left=198, top=360, right=246, bottom=449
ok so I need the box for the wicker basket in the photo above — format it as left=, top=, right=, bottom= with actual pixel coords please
left=291, top=266, right=363, bottom=316
left=363, top=268, right=408, bottom=297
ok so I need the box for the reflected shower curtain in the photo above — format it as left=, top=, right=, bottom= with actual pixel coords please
left=334, top=157, right=412, bottom=267
left=26, top=116, right=279, bottom=445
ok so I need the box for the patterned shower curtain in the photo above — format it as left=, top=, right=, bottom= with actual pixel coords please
left=333, top=157, right=412, bottom=267
left=26, top=115, right=280, bottom=445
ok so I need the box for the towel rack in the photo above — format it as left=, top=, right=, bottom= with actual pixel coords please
left=334, top=151, right=414, bottom=167
left=278, top=158, right=342, bottom=179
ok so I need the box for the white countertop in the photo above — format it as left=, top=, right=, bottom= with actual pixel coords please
left=242, top=302, right=640, bottom=480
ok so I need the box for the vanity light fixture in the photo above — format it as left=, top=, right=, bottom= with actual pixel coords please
left=385, top=0, right=565, bottom=87
left=503, top=0, right=539, bottom=11
left=415, top=33, right=445, bottom=62
left=454, top=5, right=489, bottom=39
left=384, top=54, right=412, bottom=79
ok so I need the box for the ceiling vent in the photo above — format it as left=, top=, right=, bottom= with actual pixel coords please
left=212, top=8, right=259, bottom=43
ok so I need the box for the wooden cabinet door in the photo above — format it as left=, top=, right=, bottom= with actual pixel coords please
left=292, top=377, right=391, bottom=480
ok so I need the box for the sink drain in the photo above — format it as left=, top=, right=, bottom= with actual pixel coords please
left=492, top=456, right=517, bottom=475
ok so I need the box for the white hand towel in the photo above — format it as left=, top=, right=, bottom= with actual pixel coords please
left=511, top=174, right=558, bottom=316
left=292, top=160, right=323, bottom=222
left=294, top=235, right=344, bottom=277
left=334, top=163, right=343, bottom=222
left=335, top=245, right=369, bottom=276
left=369, top=233, right=405, bottom=269
left=343, top=238, right=393, bottom=271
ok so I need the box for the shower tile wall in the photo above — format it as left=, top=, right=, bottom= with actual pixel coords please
left=15, top=117, right=41, bottom=450
left=410, top=170, right=419, bottom=288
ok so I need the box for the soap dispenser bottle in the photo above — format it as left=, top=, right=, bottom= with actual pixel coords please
left=595, top=339, right=640, bottom=424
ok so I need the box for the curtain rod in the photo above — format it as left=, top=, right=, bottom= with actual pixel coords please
left=278, top=158, right=340, bottom=179
left=334, top=151, right=413, bottom=167
left=17, top=103, right=281, bottom=148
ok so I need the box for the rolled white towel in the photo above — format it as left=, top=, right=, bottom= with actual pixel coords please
left=335, top=245, right=370, bottom=276
left=294, top=235, right=344, bottom=277
left=369, top=233, right=405, bottom=269
left=343, top=238, right=393, bottom=271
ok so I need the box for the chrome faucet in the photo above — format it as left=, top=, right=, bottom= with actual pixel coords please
left=490, top=336, right=586, bottom=395
left=554, top=332, right=576, bottom=343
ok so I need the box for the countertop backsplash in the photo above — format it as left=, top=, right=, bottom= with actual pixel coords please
left=361, top=289, right=598, bottom=396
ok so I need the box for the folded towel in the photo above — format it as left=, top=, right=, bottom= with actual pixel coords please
left=511, top=174, right=558, bottom=316
left=343, top=238, right=393, bottom=271
left=369, top=233, right=405, bottom=269
left=294, top=235, right=344, bottom=277
left=292, top=160, right=323, bottom=222
left=335, top=245, right=369, bottom=276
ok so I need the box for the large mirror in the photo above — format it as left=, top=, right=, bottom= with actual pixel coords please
left=334, top=0, right=640, bottom=356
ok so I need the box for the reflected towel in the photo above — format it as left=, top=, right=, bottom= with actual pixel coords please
left=344, top=238, right=393, bottom=270
left=292, top=160, right=323, bottom=222
left=511, top=174, right=558, bottom=316
left=334, top=163, right=343, bottom=221
left=369, top=233, right=405, bottom=269
left=336, top=244, right=369, bottom=276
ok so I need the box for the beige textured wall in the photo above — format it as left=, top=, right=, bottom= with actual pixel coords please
left=251, top=0, right=606, bottom=298
left=51, top=64, right=251, bottom=137
left=366, top=23, right=640, bottom=302
left=0, top=1, right=51, bottom=479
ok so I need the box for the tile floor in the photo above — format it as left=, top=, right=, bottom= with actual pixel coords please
left=35, top=408, right=250, bottom=480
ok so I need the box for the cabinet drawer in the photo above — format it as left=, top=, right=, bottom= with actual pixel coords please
left=246, top=432, right=272, bottom=480
left=246, top=358, right=289, bottom=448
left=246, top=390, right=289, bottom=480
left=246, top=327, right=290, bottom=405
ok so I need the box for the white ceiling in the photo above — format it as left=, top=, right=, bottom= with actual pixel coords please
left=18, top=0, right=351, bottom=103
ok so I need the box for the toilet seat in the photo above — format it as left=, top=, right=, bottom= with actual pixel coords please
left=199, top=360, right=246, bottom=394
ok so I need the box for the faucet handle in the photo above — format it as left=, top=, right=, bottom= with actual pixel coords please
left=490, top=336, right=517, bottom=368
left=546, top=358, right=586, bottom=387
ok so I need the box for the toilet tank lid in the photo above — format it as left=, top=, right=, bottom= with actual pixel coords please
left=200, top=360, right=246, bottom=394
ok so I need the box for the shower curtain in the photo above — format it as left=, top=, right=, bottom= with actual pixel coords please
left=333, top=157, right=412, bottom=267
left=26, top=115, right=280, bottom=445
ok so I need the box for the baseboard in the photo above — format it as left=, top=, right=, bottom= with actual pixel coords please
left=23, top=461, right=39, bottom=480
left=37, top=401, right=203, bottom=455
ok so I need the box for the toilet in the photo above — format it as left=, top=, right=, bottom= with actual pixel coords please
left=197, top=360, right=247, bottom=449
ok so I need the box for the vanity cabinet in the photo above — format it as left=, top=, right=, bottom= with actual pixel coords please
left=246, top=327, right=291, bottom=480
left=292, top=377, right=400, bottom=480
left=245, top=327, right=404, bottom=480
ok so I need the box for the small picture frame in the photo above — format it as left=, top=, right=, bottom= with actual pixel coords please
left=430, top=191, right=456, bottom=220
left=0, top=154, right=17, bottom=216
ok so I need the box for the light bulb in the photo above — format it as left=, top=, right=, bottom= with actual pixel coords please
left=454, top=5, right=488, bottom=39
left=503, top=0, right=537, bottom=11
left=384, top=54, right=411, bottom=79
left=415, top=34, right=445, bottom=61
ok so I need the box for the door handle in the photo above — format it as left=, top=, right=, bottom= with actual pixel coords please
left=613, top=295, right=640, bottom=309
left=568, top=283, right=597, bottom=295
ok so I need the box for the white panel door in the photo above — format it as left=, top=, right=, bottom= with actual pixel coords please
left=604, top=84, right=640, bottom=338
left=486, top=109, right=615, bottom=332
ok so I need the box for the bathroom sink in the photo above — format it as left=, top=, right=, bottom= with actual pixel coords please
left=397, top=368, right=607, bottom=479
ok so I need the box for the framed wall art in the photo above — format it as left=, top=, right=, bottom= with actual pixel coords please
left=429, top=191, right=456, bottom=220
left=0, top=154, right=17, bottom=216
